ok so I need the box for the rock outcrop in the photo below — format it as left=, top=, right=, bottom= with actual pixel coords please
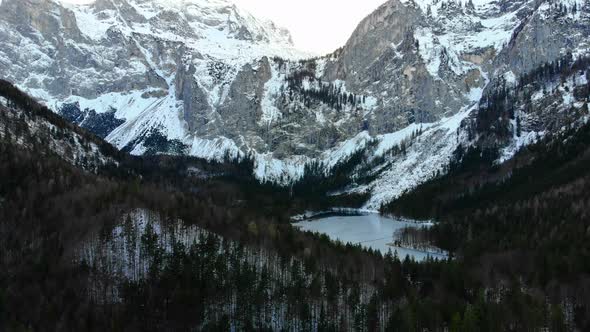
left=1, top=0, right=589, bottom=206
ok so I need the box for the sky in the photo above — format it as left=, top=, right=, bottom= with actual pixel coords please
left=233, top=0, right=387, bottom=54
left=60, top=0, right=388, bottom=55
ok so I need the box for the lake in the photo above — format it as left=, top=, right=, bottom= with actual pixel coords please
left=293, top=212, right=447, bottom=261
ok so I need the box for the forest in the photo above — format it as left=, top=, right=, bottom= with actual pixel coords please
left=280, top=58, right=366, bottom=112
left=382, top=85, right=590, bottom=330
left=0, top=76, right=588, bottom=331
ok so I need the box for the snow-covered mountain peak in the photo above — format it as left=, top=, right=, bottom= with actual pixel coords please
left=56, top=0, right=299, bottom=56
left=151, top=0, right=295, bottom=45
left=399, top=0, right=518, bottom=13
left=1, top=0, right=588, bottom=209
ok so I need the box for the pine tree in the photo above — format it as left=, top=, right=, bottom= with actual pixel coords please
left=449, top=311, right=461, bottom=332
left=462, top=304, right=479, bottom=332
left=550, top=304, right=567, bottom=332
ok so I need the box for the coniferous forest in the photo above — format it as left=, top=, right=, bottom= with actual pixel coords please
left=2, top=0, right=590, bottom=329
left=1, top=67, right=590, bottom=332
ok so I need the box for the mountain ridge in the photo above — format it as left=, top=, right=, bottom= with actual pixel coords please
left=1, top=0, right=589, bottom=208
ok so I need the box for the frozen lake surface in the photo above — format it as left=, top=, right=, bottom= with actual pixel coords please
left=293, top=212, right=447, bottom=261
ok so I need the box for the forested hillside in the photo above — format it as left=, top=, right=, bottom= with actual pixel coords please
left=1, top=80, right=585, bottom=330
left=1, top=0, right=590, bottom=329
left=382, top=60, right=590, bottom=331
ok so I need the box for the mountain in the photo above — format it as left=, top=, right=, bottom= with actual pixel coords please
left=1, top=0, right=589, bottom=209
left=299, top=0, right=589, bottom=207
left=0, top=82, right=590, bottom=331
left=3, top=8, right=590, bottom=330
left=0, top=79, right=120, bottom=171
left=0, top=79, right=462, bottom=332
left=4, top=79, right=589, bottom=331
left=0, top=0, right=308, bottom=156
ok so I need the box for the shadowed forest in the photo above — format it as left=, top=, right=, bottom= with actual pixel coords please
left=1, top=76, right=589, bottom=331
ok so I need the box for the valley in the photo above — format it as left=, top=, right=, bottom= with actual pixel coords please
left=1, top=0, right=590, bottom=330
left=2, top=0, right=588, bottom=208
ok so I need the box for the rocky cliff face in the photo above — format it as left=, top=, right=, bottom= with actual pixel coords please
left=0, top=0, right=306, bottom=153
left=1, top=0, right=589, bottom=207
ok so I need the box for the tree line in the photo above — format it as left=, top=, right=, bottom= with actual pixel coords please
left=1, top=79, right=580, bottom=330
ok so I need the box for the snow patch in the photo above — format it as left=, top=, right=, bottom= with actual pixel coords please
left=254, top=154, right=307, bottom=185
left=69, top=7, right=117, bottom=41
left=259, top=62, right=284, bottom=125
left=415, top=29, right=442, bottom=78
left=500, top=130, right=544, bottom=163
left=363, top=109, right=471, bottom=209
left=322, top=131, right=372, bottom=170
left=189, top=136, right=241, bottom=160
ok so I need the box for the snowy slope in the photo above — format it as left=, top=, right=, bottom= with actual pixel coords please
left=60, top=0, right=305, bottom=61
left=0, top=94, right=118, bottom=172
left=1, top=0, right=589, bottom=208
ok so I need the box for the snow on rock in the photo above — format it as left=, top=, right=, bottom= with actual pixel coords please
left=254, top=154, right=308, bottom=185
left=374, top=123, right=432, bottom=157
left=4, top=0, right=589, bottom=210
left=68, top=6, right=118, bottom=41
left=414, top=29, right=443, bottom=78
left=62, top=90, right=163, bottom=121
left=105, top=87, right=186, bottom=150
left=259, top=62, right=284, bottom=126
left=322, top=131, right=372, bottom=170
left=204, top=108, right=471, bottom=209
left=189, top=136, right=241, bottom=160
left=362, top=110, right=470, bottom=209
left=500, top=130, right=544, bottom=163
left=500, top=68, right=590, bottom=163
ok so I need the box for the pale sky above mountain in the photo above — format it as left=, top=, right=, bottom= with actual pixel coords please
left=60, top=0, right=387, bottom=55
